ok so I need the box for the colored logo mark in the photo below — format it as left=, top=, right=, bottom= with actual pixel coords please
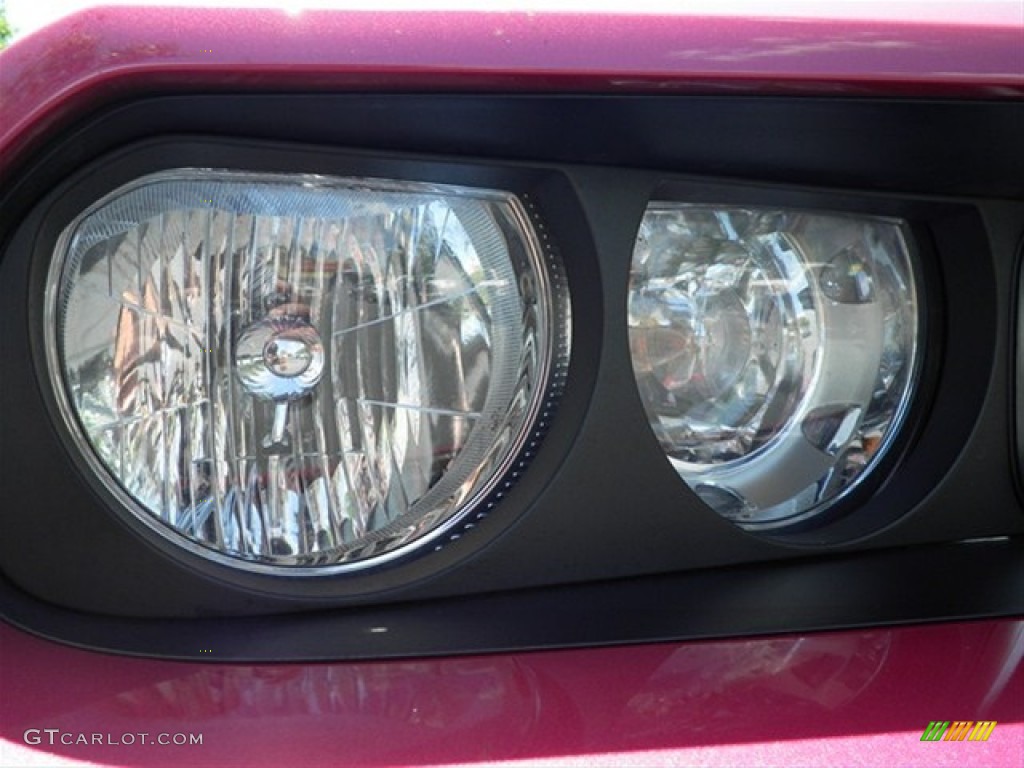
left=921, top=721, right=997, bottom=742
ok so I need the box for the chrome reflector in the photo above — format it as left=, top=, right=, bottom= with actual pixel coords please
left=629, top=205, right=919, bottom=529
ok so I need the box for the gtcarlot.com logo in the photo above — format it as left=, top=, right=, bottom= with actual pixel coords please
left=921, top=721, right=997, bottom=742
left=24, top=729, right=203, bottom=747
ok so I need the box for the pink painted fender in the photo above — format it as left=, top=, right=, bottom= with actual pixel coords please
left=2, top=6, right=1023, bottom=176
left=2, top=619, right=1023, bottom=767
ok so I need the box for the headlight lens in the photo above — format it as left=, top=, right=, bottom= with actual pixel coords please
left=629, top=205, right=919, bottom=529
left=48, top=170, right=565, bottom=573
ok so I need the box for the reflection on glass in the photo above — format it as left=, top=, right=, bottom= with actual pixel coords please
left=53, top=172, right=560, bottom=570
left=630, top=205, right=918, bottom=528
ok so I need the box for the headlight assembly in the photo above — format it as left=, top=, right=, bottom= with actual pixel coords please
left=46, top=170, right=567, bottom=574
left=629, top=205, right=920, bottom=530
left=2, top=93, right=1017, bottom=660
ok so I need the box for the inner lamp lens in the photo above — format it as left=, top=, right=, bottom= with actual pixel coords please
left=629, top=204, right=919, bottom=528
left=48, top=170, right=565, bottom=573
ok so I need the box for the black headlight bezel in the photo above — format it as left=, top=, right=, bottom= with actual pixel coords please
left=2, top=93, right=1023, bottom=659
left=8, top=138, right=596, bottom=605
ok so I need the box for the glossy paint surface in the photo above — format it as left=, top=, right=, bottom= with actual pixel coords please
left=1, top=6, right=1023, bottom=180
left=2, top=6, right=1023, bottom=768
left=2, top=619, right=1022, bottom=767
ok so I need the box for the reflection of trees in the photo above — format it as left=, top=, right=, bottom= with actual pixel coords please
left=114, top=279, right=169, bottom=414
left=105, top=658, right=541, bottom=761
left=621, top=631, right=892, bottom=741
left=0, top=2, right=13, bottom=49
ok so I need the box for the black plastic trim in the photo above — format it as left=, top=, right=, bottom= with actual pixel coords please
left=1015, top=227, right=1024, bottom=500
left=4, top=538, right=1022, bottom=662
left=2, top=93, right=1024, bottom=658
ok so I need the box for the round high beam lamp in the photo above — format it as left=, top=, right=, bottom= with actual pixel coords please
left=47, top=169, right=567, bottom=574
left=629, top=204, right=919, bottom=529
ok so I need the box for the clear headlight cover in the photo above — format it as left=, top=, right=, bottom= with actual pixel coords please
left=48, top=170, right=566, bottom=573
left=629, top=204, right=919, bottom=528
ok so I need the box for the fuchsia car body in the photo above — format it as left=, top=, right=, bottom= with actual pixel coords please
left=1, top=617, right=1022, bottom=767
left=1, top=5, right=1023, bottom=767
